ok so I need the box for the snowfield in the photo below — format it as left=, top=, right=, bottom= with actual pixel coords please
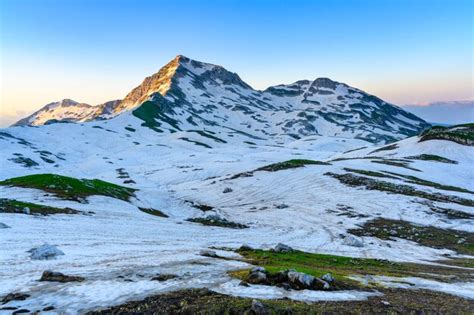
left=1, top=56, right=473, bottom=313
left=1, top=113, right=473, bottom=313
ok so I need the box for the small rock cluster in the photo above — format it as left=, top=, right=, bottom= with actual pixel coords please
left=244, top=266, right=332, bottom=291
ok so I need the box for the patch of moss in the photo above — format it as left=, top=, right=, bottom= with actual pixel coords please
left=383, top=171, right=474, bottom=194
left=8, top=156, right=39, bottom=168
left=0, top=198, right=80, bottom=215
left=188, top=130, right=227, bottom=143
left=87, top=287, right=474, bottom=315
left=419, top=124, right=474, bottom=146
left=138, top=207, right=168, bottom=218
left=179, top=137, right=213, bottom=149
left=368, top=143, right=398, bottom=154
left=343, top=168, right=398, bottom=179
left=349, top=218, right=474, bottom=255
left=325, top=172, right=474, bottom=207
left=0, top=174, right=136, bottom=202
left=187, top=216, right=248, bottom=229
left=257, top=159, right=331, bottom=172
left=230, top=159, right=330, bottom=180
left=406, top=154, right=457, bottom=164
left=371, top=160, right=421, bottom=172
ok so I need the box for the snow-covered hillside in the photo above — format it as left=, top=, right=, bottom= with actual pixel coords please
left=1, top=57, right=472, bottom=313
left=1, top=105, right=473, bottom=312
left=12, top=99, right=121, bottom=127
left=13, top=56, right=429, bottom=144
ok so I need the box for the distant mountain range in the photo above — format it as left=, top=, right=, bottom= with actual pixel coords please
left=403, top=100, right=474, bottom=125
left=12, top=55, right=429, bottom=143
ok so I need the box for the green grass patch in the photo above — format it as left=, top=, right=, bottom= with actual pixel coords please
left=0, top=174, right=136, bottom=202
left=234, top=248, right=474, bottom=284
left=0, top=198, right=81, bottom=215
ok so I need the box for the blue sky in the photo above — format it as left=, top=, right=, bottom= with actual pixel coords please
left=1, top=0, right=472, bottom=125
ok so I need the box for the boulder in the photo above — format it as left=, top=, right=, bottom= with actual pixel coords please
left=199, top=249, right=218, bottom=258
left=287, top=270, right=329, bottom=290
left=239, top=244, right=253, bottom=251
left=29, top=244, right=64, bottom=260
left=223, top=187, right=233, bottom=193
left=250, top=299, right=269, bottom=315
left=273, top=243, right=294, bottom=253
left=23, top=207, right=30, bottom=215
left=251, top=266, right=266, bottom=273
left=322, top=273, right=334, bottom=282
left=247, top=267, right=267, bottom=284
left=39, top=271, right=85, bottom=283
left=151, top=274, right=178, bottom=281
left=342, top=235, right=364, bottom=248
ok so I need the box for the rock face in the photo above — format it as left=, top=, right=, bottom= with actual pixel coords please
left=39, top=271, right=85, bottom=283
left=11, top=55, right=429, bottom=144
left=28, top=244, right=65, bottom=260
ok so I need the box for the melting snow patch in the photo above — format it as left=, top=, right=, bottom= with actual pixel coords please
left=351, top=275, right=474, bottom=299
left=214, top=279, right=381, bottom=302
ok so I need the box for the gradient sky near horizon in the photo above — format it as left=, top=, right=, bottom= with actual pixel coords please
left=1, top=0, right=473, bottom=126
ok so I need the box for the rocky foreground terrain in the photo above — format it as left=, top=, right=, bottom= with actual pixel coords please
left=1, top=56, right=473, bottom=314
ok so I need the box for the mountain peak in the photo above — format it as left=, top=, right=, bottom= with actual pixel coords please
left=113, top=55, right=251, bottom=114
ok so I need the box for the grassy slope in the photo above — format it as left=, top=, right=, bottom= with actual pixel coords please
left=0, top=174, right=136, bottom=201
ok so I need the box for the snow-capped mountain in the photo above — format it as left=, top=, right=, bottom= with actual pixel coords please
left=13, top=55, right=429, bottom=143
left=1, top=56, right=472, bottom=312
left=12, top=99, right=121, bottom=126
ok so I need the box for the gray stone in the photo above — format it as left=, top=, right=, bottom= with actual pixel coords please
left=28, top=244, right=65, bottom=260
left=251, top=299, right=269, bottom=315
left=322, top=273, right=334, bottom=282
left=39, top=271, right=85, bottom=283
left=273, top=243, right=294, bottom=253
left=342, top=235, right=364, bottom=247
left=199, top=249, right=218, bottom=258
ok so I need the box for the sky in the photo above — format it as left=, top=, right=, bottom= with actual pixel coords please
left=0, top=0, right=473, bottom=126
